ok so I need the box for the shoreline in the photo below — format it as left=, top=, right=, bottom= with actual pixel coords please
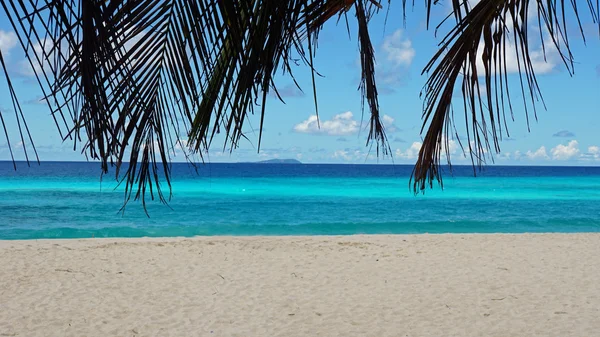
left=3, top=231, right=600, bottom=243
left=2, top=233, right=600, bottom=336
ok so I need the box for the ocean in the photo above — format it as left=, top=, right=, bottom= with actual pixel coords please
left=1, top=161, right=600, bottom=239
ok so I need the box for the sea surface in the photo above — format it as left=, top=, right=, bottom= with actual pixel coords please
left=1, top=161, right=600, bottom=239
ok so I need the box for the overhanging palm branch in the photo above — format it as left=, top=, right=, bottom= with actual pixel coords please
left=413, top=0, right=599, bottom=190
left=0, top=0, right=386, bottom=209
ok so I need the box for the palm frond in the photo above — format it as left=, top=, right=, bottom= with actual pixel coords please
left=0, top=0, right=388, bottom=210
left=412, top=0, right=600, bottom=191
left=355, top=0, right=390, bottom=155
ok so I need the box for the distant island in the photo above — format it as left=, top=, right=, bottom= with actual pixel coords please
left=255, top=159, right=302, bottom=164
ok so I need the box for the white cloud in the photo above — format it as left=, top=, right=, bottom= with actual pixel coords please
left=468, top=140, right=491, bottom=155
left=16, top=38, right=56, bottom=76
left=526, top=146, right=549, bottom=160
left=475, top=38, right=557, bottom=75
left=15, top=28, right=147, bottom=77
left=382, top=114, right=394, bottom=125
left=395, top=141, right=422, bottom=160
left=332, top=148, right=365, bottom=162
left=333, top=150, right=352, bottom=161
left=443, top=138, right=459, bottom=156
left=550, top=140, right=580, bottom=160
left=293, top=111, right=359, bottom=136
left=585, top=146, right=600, bottom=160
left=513, top=150, right=522, bottom=159
left=376, top=30, right=414, bottom=92
left=381, top=114, right=400, bottom=133
left=393, top=138, right=460, bottom=160
left=382, top=29, right=415, bottom=68
left=0, top=30, right=17, bottom=55
left=473, top=9, right=560, bottom=76
left=442, top=1, right=557, bottom=76
left=509, top=141, right=599, bottom=162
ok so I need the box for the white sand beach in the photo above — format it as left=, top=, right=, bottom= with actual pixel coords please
left=1, top=234, right=600, bottom=337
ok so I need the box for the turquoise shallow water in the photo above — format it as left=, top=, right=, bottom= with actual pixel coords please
left=1, top=162, right=600, bottom=239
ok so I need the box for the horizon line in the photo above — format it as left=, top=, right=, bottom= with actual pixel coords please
left=1, top=160, right=599, bottom=169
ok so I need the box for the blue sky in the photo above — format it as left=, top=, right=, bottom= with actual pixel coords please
left=0, top=2, right=599, bottom=166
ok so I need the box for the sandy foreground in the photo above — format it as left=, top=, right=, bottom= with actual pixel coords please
left=1, top=234, right=600, bottom=337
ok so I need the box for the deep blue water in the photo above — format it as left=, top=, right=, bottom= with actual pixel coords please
left=1, top=161, right=600, bottom=239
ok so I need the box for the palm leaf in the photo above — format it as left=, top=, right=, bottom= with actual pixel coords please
left=0, top=0, right=389, bottom=211
left=412, top=0, right=600, bottom=191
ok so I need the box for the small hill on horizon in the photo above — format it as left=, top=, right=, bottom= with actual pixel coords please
left=254, top=159, right=302, bottom=164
